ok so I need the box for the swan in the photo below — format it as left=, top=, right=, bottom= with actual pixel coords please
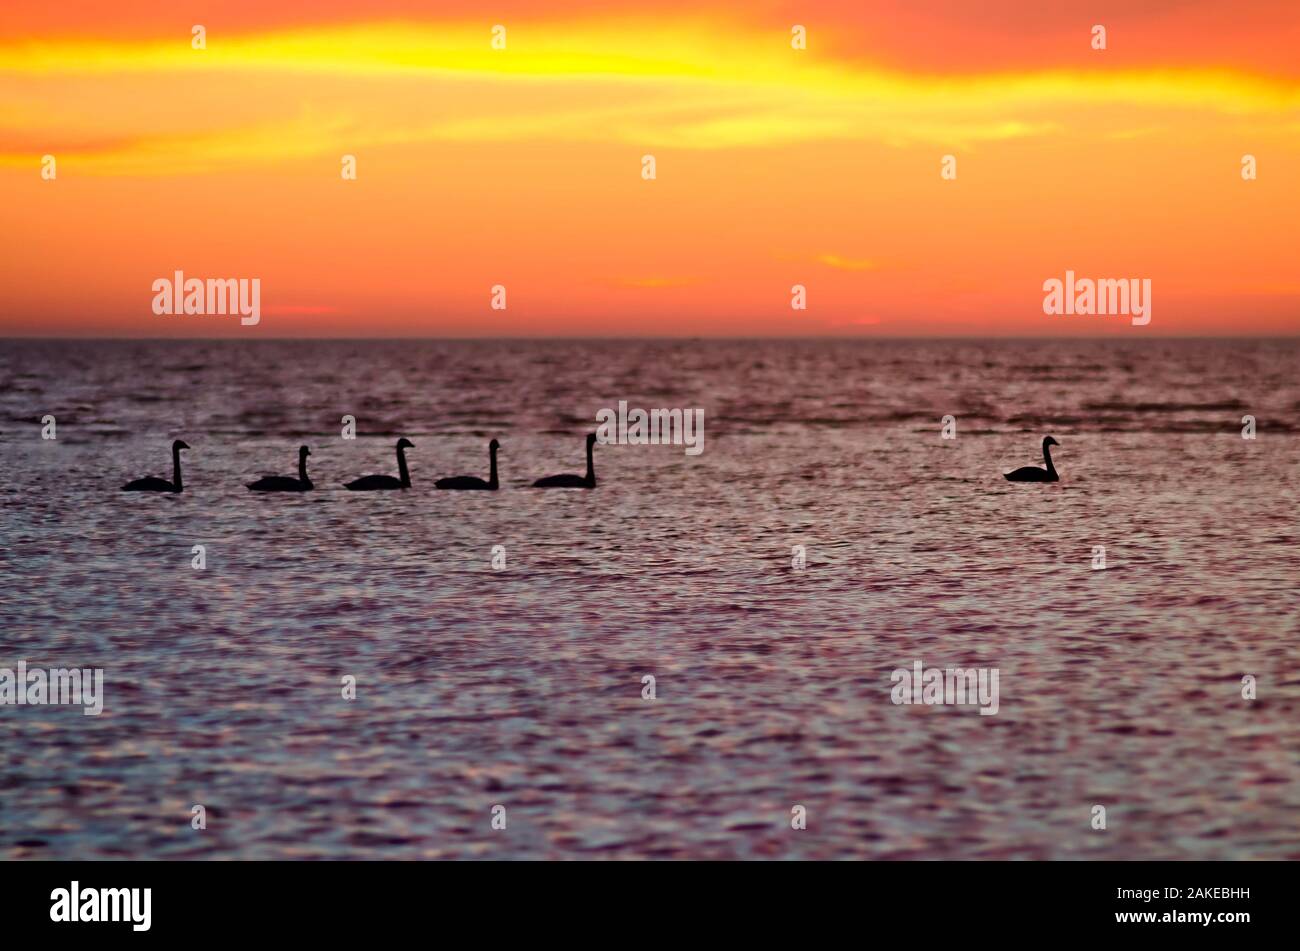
left=344, top=437, right=414, bottom=490
left=1004, top=436, right=1060, bottom=482
left=436, top=439, right=499, bottom=490
left=533, top=433, right=597, bottom=489
left=247, top=445, right=313, bottom=492
left=122, top=439, right=189, bottom=492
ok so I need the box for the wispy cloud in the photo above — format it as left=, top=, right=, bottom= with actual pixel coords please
left=618, top=277, right=700, bottom=289
left=817, top=254, right=877, bottom=271
left=3, top=18, right=1298, bottom=172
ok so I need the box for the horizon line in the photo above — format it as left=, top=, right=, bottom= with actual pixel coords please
left=3, top=333, right=1299, bottom=343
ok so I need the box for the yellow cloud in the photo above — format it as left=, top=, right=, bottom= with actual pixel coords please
left=619, top=277, right=700, bottom=288
left=817, top=254, right=877, bottom=271
left=3, top=18, right=1298, bottom=171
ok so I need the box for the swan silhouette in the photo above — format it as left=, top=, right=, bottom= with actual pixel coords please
left=247, top=445, right=313, bottom=492
left=122, top=439, right=189, bottom=492
left=436, top=439, right=499, bottom=490
left=1004, top=436, right=1060, bottom=482
left=533, top=433, right=597, bottom=489
left=344, top=437, right=414, bottom=491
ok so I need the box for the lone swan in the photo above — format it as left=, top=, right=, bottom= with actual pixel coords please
left=344, top=437, right=414, bottom=491
left=122, top=439, right=189, bottom=492
left=533, top=433, right=597, bottom=489
left=247, top=445, right=313, bottom=492
left=1004, top=436, right=1060, bottom=482
left=436, top=439, right=499, bottom=490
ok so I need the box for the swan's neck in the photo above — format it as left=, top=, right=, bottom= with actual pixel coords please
left=585, top=441, right=595, bottom=486
left=172, top=447, right=183, bottom=491
left=397, top=447, right=411, bottom=487
left=1043, top=444, right=1056, bottom=477
left=488, top=447, right=498, bottom=490
left=299, top=454, right=310, bottom=485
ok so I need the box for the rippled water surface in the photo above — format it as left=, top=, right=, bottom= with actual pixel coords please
left=1, top=338, right=1298, bottom=859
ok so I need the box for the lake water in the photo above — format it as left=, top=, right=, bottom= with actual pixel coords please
left=1, top=338, right=1297, bottom=859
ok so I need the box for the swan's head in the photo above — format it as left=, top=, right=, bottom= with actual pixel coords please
left=586, top=432, right=598, bottom=446
left=489, top=438, right=500, bottom=451
left=172, top=439, right=190, bottom=452
left=299, top=445, right=311, bottom=457
left=397, top=437, right=414, bottom=451
left=1044, top=436, right=1060, bottom=449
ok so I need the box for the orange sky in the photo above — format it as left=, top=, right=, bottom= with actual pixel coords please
left=2, top=0, right=1298, bottom=336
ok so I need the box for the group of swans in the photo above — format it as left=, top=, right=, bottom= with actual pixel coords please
left=122, top=433, right=598, bottom=493
left=124, top=432, right=1059, bottom=493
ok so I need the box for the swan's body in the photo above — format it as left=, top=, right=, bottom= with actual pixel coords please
left=533, top=433, right=597, bottom=489
left=1004, top=436, right=1060, bottom=482
left=248, top=446, right=312, bottom=492
left=436, top=439, right=499, bottom=490
left=122, top=476, right=178, bottom=492
left=344, top=438, right=413, bottom=491
left=346, top=475, right=404, bottom=490
left=123, top=440, right=188, bottom=492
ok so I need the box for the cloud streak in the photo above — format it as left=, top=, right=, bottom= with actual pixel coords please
left=3, top=18, right=1298, bottom=171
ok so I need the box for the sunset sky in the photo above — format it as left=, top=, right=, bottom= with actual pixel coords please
left=2, top=0, right=1298, bottom=336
